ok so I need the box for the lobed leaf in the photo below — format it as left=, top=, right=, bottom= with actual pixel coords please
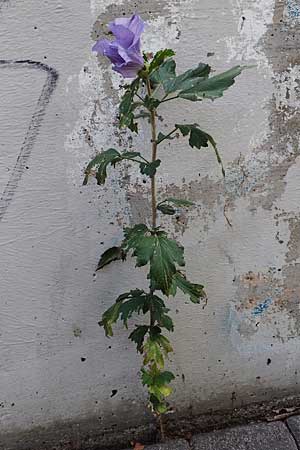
left=143, top=332, right=173, bottom=368
left=123, top=225, right=185, bottom=295
left=178, top=65, right=245, bottom=101
left=148, top=49, right=176, bottom=74
left=157, top=197, right=194, bottom=215
left=157, top=204, right=176, bottom=216
left=119, top=78, right=141, bottom=132
left=163, top=63, right=211, bottom=95
left=150, top=58, right=177, bottom=92
left=84, top=150, right=159, bottom=185
left=140, top=159, right=161, bottom=177
left=83, top=148, right=120, bottom=185
left=144, top=96, right=161, bottom=110
left=176, top=124, right=225, bottom=176
left=96, top=246, right=126, bottom=271
left=171, top=272, right=206, bottom=304
left=99, top=289, right=146, bottom=336
left=161, top=197, right=194, bottom=207
left=150, top=231, right=185, bottom=294
left=129, top=325, right=149, bottom=353
left=149, top=394, right=168, bottom=414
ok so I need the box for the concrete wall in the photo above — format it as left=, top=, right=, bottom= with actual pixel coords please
left=1, top=0, right=300, bottom=447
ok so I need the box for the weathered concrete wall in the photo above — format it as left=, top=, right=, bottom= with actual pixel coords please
left=1, top=0, right=300, bottom=447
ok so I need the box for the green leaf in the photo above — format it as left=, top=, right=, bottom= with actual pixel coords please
left=123, top=225, right=185, bottom=295
left=96, top=246, right=126, bottom=271
left=119, top=291, right=149, bottom=327
left=176, top=124, right=225, bottom=176
left=129, top=326, right=149, bottom=353
left=121, top=151, right=143, bottom=159
left=149, top=49, right=176, bottom=74
left=150, top=231, right=185, bottom=295
left=83, top=148, right=120, bottom=185
left=144, top=96, right=161, bottom=110
left=178, top=65, right=245, bottom=101
left=150, top=58, right=177, bottom=92
left=99, top=289, right=147, bottom=335
left=171, top=272, right=206, bottom=304
left=143, top=366, right=175, bottom=413
left=122, top=224, right=154, bottom=267
left=163, top=63, right=211, bottom=95
left=140, top=159, right=161, bottom=177
left=143, top=337, right=165, bottom=368
left=99, top=301, right=122, bottom=337
left=155, top=334, right=173, bottom=354
left=157, top=204, right=176, bottom=216
left=155, top=371, right=175, bottom=386
left=141, top=368, right=154, bottom=386
left=119, top=78, right=141, bottom=132
left=161, top=197, right=194, bottom=207
left=143, top=333, right=173, bottom=367
left=149, top=394, right=168, bottom=414
left=153, top=311, right=174, bottom=331
left=149, top=295, right=174, bottom=331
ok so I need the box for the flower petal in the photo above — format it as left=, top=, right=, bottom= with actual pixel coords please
left=113, top=62, right=142, bottom=78
left=109, top=24, right=134, bottom=48
left=128, top=14, right=145, bottom=47
left=92, top=38, right=111, bottom=55
left=110, top=17, right=132, bottom=28
left=117, top=45, right=143, bottom=66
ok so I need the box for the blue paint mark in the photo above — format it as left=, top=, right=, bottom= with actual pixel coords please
left=252, top=298, right=273, bottom=316
left=288, top=0, right=300, bottom=18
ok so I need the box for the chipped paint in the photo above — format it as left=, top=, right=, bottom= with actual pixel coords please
left=287, top=0, right=300, bottom=18
left=226, top=0, right=275, bottom=66
left=252, top=297, right=273, bottom=316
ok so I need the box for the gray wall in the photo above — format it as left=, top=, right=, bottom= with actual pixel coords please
left=1, top=0, right=300, bottom=446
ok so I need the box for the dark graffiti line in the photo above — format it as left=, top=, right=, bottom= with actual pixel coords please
left=0, top=60, right=59, bottom=221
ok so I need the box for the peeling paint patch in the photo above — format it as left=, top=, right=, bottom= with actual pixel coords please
left=287, top=0, right=300, bottom=18
left=286, top=216, right=300, bottom=263
left=252, top=297, right=273, bottom=316
left=226, top=0, right=275, bottom=66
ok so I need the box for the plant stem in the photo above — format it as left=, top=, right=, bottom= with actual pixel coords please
left=156, top=127, right=177, bottom=145
left=145, top=76, right=158, bottom=331
left=159, top=415, right=165, bottom=441
left=146, top=77, right=158, bottom=230
left=161, top=94, right=179, bottom=103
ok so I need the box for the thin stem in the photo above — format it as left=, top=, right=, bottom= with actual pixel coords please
left=146, top=77, right=158, bottom=230
left=135, top=93, right=145, bottom=102
left=159, top=415, right=165, bottom=441
left=161, top=94, right=179, bottom=103
left=156, top=127, right=177, bottom=145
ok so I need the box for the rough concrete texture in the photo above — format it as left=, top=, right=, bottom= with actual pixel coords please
left=287, top=415, right=300, bottom=444
left=191, top=422, right=298, bottom=450
left=1, top=0, right=300, bottom=448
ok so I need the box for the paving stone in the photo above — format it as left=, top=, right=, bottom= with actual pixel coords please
left=287, top=415, right=300, bottom=446
left=191, top=422, right=297, bottom=450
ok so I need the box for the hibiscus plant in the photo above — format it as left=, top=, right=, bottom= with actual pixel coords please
left=85, top=14, right=246, bottom=435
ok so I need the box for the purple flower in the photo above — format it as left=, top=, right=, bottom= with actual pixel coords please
left=92, top=14, right=145, bottom=78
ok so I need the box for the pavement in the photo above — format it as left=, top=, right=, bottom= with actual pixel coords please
left=129, top=416, right=300, bottom=450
